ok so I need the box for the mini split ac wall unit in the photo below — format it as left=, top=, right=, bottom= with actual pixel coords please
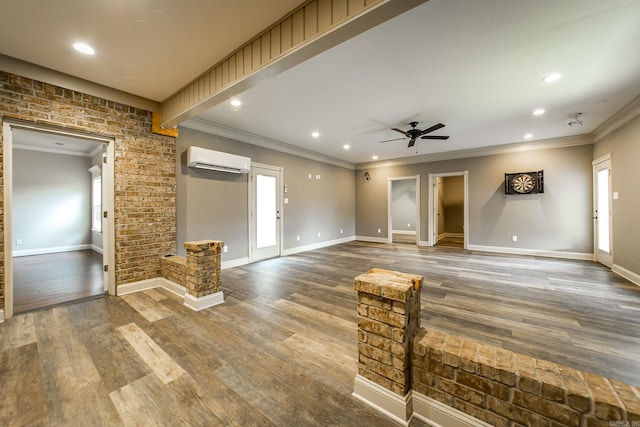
left=187, top=146, right=251, bottom=174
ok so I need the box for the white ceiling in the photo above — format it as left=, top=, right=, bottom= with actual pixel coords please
left=2, top=0, right=640, bottom=165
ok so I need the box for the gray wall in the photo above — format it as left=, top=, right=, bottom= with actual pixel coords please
left=391, top=179, right=416, bottom=232
left=442, top=175, right=464, bottom=234
left=176, top=127, right=355, bottom=260
left=356, top=143, right=594, bottom=254
left=13, top=149, right=92, bottom=253
left=594, top=114, right=640, bottom=276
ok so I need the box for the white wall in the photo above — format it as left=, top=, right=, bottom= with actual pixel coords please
left=13, top=149, right=92, bottom=255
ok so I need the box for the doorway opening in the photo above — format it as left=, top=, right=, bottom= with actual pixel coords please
left=592, top=154, right=613, bottom=268
left=388, top=176, right=420, bottom=245
left=249, top=163, right=283, bottom=262
left=428, top=171, right=468, bottom=249
left=3, top=120, right=115, bottom=318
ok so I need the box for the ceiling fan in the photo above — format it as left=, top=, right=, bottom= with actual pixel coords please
left=379, top=122, right=449, bottom=147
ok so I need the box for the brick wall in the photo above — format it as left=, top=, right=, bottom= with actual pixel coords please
left=0, top=71, right=176, bottom=309
left=413, top=327, right=640, bottom=427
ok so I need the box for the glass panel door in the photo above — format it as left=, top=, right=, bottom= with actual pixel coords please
left=250, top=164, right=282, bottom=262
left=593, top=156, right=612, bottom=267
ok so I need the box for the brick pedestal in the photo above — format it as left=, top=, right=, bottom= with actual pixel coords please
left=184, top=240, right=222, bottom=298
left=354, top=268, right=423, bottom=396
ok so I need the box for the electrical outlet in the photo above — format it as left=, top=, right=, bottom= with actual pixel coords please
left=223, top=246, right=228, bottom=253
left=297, top=235, right=300, bottom=241
left=512, top=235, right=518, bottom=242
left=407, top=223, right=411, bottom=228
left=317, top=232, right=321, bottom=237
left=377, top=228, right=381, bottom=234
left=15, top=239, right=22, bottom=245
left=340, top=229, right=343, bottom=234
left=308, top=173, right=312, bottom=180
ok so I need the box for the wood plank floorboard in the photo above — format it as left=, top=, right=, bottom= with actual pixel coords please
left=1, top=241, right=640, bottom=426
left=12, top=250, right=104, bottom=313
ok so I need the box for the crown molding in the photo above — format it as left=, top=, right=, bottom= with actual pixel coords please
left=356, top=134, right=593, bottom=170
left=592, top=94, right=640, bottom=143
left=180, top=117, right=356, bottom=170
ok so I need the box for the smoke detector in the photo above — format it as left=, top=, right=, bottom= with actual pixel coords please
left=568, top=113, right=583, bottom=127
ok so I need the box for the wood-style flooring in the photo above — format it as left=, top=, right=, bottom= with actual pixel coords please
left=436, top=235, right=464, bottom=248
left=1, top=241, right=639, bottom=426
left=12, top=250, right=104, bottom=314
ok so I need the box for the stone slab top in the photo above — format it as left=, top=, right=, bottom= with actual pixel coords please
left=354, top=268, right=423, bottom=302
left=183, top=240, right=224, bottom=251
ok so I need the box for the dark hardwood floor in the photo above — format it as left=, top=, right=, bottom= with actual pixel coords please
left=12, top=250, right=104, bottom=313
left=1, top=241, right=639, bottom=425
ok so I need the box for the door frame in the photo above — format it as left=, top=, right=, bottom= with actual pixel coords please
left=427, top=171, right=469, bottom=248
left=592, top=154, right=613, bottom=268
left=387, top=175, right=420, bottom=244
left=2, top=119, right=116, bottom=319
left=248, top=162, right=283, bottom=263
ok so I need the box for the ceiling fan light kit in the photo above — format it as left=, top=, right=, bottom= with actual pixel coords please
left=379, top=121, right=450, bottom=148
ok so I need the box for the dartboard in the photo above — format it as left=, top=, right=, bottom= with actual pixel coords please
left=512, top=173, right=535, bottom=193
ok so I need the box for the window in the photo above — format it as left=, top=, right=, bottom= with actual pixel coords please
left=89, top=165, right=102, bottom=233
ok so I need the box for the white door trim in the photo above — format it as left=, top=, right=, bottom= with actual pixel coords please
left=248, top=162, right=283, bottom=263
left=387, top=175, right=420, bottom=244
left=592, top=154, right=613, bottom=268
left=2, top=120, right=116, bottom=319
left=427, top=171, right=469, bottom=248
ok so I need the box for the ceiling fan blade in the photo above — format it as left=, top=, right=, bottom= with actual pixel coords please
left=421, top=135, right=450, bottom=140
left=391, top=128, right=408, bottom=136
left=407, top=138, right=416, bottom=148
left=419, top=123, right=445, bottom=136
left=379, top=137, right=408, bottom=143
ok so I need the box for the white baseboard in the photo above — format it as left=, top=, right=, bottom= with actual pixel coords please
left=613, top=263, right=640, bottom=287
left=466, top=244, right=594, bottom=261
left=117, top=278, right=167, bottom=296
left=184, top=291, right=225, bottom=311
left=412, top=392, right=492, bottom=427
left=392, top=230, right=417, bottom=235
left=356, top=236, right=389, bottom=244
left=117, top=278, right=224, bottom=311
left=438, top=232, right=463, bottom=240
left=418, top=240, right=431, bottom=247
left=13, top=243, right=93, bottom=257
left=282, top=236, right=355, bottom=256
left=222, top=257, right=249, bottom=269
left=91, top=244, right=103, bottom=255
left=352, top=375, right=412, bottom=426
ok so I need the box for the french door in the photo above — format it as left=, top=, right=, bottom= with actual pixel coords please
left=250, top=164, right=282, bottom=262
left=593, top=155, right=612, bottom=268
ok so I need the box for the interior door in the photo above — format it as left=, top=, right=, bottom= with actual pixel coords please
left=250, top=164, right=282, bottom=262
left=593, top=156, right=613, bottom=267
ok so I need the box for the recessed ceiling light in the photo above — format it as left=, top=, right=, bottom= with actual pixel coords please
left=311, top=131, right=320, bottom=138
left=372, top=155, right=379, bottom=160
left=524, top=133, right=533, bottom=139
left=73, top=42, right=95, bottom=55
left=542, top=73, right=561, bottom=83
left=533, top=108, right=545, bottom=116
left=230, top=99, right=242, bottom=107
left=343, top=144, right=350, bottom=150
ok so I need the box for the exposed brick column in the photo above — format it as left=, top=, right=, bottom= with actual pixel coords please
left=354, top=267, right=423, bottom=396
left=184, top=240, right=223, bottom=298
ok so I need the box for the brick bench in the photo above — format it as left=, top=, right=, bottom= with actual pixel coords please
left=413, top=327, right=640, bottom=427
